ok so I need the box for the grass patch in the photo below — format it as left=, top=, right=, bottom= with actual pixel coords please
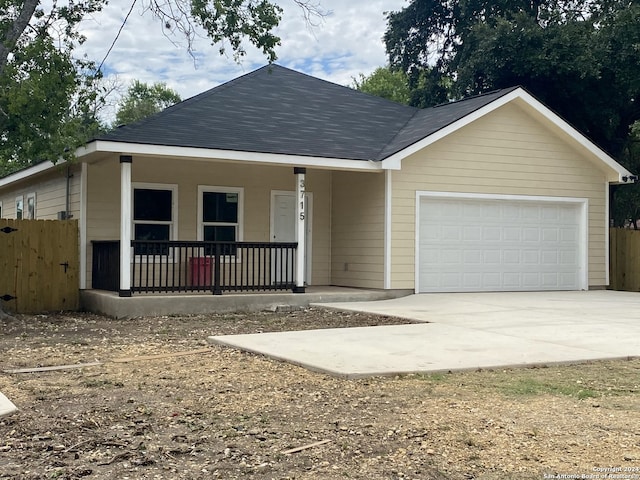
left=497, top=378, right=597, bottom=399
left=407, top=360, right=640, bottom=400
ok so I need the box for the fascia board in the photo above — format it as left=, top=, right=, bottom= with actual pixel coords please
left=514, top=89, right=632, bottom=182
left=0, top=160, right=65, bottom=188
left=77, top=141, right=383, bottom=172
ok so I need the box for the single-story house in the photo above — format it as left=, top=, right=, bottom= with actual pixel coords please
left=0, top=64, right=633, bottom=300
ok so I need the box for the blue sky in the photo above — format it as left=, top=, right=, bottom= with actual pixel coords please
left=77, top=0, right=408, bottom=117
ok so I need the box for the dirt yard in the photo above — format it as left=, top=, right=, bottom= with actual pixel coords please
left=1, top=308, right=639, bottom=480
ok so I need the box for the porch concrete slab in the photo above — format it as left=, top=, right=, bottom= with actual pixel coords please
left=209, top=291, right=640, bottom=378
left=80, top=287, right=412, bottom=319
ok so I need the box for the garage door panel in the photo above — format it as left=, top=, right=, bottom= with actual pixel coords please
left=522, top=228, right=540, bottom=242
left=560, top=250, right=577, bottom=264
left=503, top=272, right=522, bottom=289
left=483, top=250, right=501, bottom=264
left=463, top=273, right=482, bottom=288
left=560, top=272, right=577, bottom=287
left=442, top=250, right=461, bottom=264
left=524, top=272, right=543, bottom=288
left=464, top=250, right=483, bottom=264
left=481, top=273, right=502, bottom=289
left=541, top=250, right=558, bottom=264
left=522, top=250, right=540, bottom=264
left=503, top=250, right=520, bottom=264
left=561, top=228, right=577, bottom=242
left=483, top=227, right=501, bottom=241
left=443, top=225, right=462, bottom=241
left=418, top=196, right=584, bottom=292
left=503, top=227, right=521, bottom=241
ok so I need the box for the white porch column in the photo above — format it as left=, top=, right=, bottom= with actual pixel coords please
left=119, top=155, right=132, bottom=297
left=294, top=167, right=306, bottom=293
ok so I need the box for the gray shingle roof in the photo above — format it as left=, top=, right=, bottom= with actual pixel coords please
left=98, top=64, right=518, bottom=162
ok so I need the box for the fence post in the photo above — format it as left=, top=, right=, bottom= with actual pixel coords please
left=609, top=228, right=617, bottom=290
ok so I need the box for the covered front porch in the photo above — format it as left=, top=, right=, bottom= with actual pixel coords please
left=106, top=157, right=311, bottom=296
left=79, top=146, right=390, bottom=301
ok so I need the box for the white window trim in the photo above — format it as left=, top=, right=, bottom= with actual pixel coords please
left=197, top=185, right=244, bottom=262
left=197, top=185, right=244, bottom=241
left=131, top=182, right=178, bottom=260
left=15, top=195, right=23, bottom=220
left=26, top=192, right=36, bottom=219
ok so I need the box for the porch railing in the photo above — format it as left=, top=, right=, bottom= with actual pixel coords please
left=92, top=240, right=298, bottom=294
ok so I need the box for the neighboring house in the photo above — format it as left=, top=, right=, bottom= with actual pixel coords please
left=0, top=64, right=633, bottom=299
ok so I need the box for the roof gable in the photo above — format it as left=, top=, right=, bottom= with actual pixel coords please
left=376, top=87, right=519, bottom=160
left=380, top=87, right=631, bottom=182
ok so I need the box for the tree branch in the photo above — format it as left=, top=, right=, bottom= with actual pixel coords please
left=0, top=0, right=40, bottom=76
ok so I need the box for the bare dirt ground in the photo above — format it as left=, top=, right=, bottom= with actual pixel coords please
left=1, top=308, right=640, bottom=480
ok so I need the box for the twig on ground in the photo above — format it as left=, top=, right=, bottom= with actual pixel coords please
left=3, top=362, right=103, bottom=374
left=281, top=439, right=331, bottom=455
left=111, top=348, right=211, bottom=363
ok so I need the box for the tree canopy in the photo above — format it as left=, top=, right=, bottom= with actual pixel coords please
left=352, top=67, right=411, bottom=105
left=115, top=81, right=182, bottom=126
left=352, top=66, right=449, bottom=108
left=384, top=0, right=640, bottom=224
left=384, top=0, right=639, bottom=158
left=0, top=0, right=322, bottom=176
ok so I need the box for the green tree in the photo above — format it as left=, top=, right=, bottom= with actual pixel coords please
left=0, top=0, right=323, bottom=176
left=383, top=0, right=640, bottom=159
left=1, top=0, right=107, bottom=174
left=353, top=66, right=449, bottom=108
left=115, top=81, right=182, bottom=126
left=352, top=67, right=411, bottom=105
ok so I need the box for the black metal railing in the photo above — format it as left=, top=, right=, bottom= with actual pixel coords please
left=92, top=240, right=298, bottom=294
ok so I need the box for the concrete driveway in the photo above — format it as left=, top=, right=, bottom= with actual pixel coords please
left=0, top=391, right=17, bottom=418
left=208, top=291, right=640, bottom=378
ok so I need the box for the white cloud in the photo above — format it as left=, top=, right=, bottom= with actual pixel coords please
left=77, top=0, right=407, bottom=111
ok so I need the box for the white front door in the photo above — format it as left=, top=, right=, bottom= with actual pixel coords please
left=271, top=191, right=312, bottom=284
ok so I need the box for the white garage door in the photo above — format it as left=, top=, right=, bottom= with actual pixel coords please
left=418, top=195, right=585, bottom=292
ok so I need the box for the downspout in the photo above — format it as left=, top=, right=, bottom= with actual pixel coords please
left=65, top=167, right=73, bottom=219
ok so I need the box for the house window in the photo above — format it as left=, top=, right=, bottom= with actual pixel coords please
left=15, top=196, right=23, bottom=220
left=133, top=184, right=177, bottom=255
left=26, top=193, right=36, bottom=219
left=198, top=186, right=243, bottom=255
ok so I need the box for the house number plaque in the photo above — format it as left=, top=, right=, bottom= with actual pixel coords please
left=299, top=178, right=306, bottom=220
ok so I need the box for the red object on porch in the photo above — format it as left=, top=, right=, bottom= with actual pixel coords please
left=189, top=257, right=212, bottom=286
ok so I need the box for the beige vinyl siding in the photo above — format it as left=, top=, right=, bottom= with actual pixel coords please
left=391, top=102, right=609, bottom=290
left=331, top=171, right=385, bottom=288
left=85, top=157, right=331, bottom=287
left=0, top=164, right=81, bottom=220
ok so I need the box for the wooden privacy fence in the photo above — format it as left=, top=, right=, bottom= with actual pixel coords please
left=609, top=227, right=640, bottom=291
left=0, top=219, right=79, bottom=313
